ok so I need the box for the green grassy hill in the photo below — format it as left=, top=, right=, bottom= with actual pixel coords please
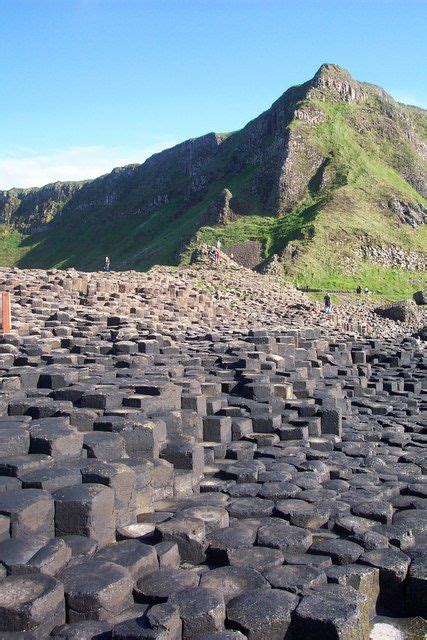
left=1, top=64, right=426, bottom=299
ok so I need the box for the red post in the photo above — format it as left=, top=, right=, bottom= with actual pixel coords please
left=1, top=292, right=11, bottom=333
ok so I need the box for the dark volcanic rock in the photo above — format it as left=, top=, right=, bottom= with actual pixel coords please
left=0, top=265, right=425, bottom=638
left=374, top=299, right=420, bottom=324
left=226, top=588, right=298, bottom=639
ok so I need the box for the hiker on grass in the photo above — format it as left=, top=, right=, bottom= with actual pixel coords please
left=356, top=285, right=362, bottom=294
left=324, top=292, right=332, bottom=314
left=103, top=256, right=110, bottom=272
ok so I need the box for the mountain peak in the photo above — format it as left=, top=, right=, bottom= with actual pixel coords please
left=314, top=63, right=352, bottom=80
left=308, top=63, right=366, bottom=104
left=0, top=64, right=425, bottom=285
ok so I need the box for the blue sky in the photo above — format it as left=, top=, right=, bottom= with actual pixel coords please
left=1, top=0, right=426, bottom=189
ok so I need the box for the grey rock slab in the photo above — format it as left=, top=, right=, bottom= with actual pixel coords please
left=156, top=515, right=207, bottom=564
left=359, top=548, right=411, bottom=614
left=226, top=546, right=284, bottom=572
left=83, top=431, right=126, bottom=462
left=169, top=586, right=226, bottom=639
left=226, top=497, right=274, bottom=519
left=293, top=584, right=370, bottom=640
left=61, top=535, right=98, bottom=567
left=351, top=500, right=393, bottom=525
left=111, top=602, right=181, bottom=640
left=0, top=489, right=54, bottom=539
left=51, top=620, right=111, bottom=639
left=155, top=541, right=180, bottom=570
left=326, top=564, right=380, bottom=619
left=59, top=559, right=133, bottom=622
left=263, top=563, right=327, bottom=594
left=198, top=633, right=246, bottom=640
left=0, top=427, right=30, bottom=458
left=179, top=506, right=229, bottom=533
left=207, top=526, right=257, bottom=563
left=257, top=522, right=313, bottom=552
left=135, top=568, right=200, bottom=604
left=21, top=466, right=82, bottom=492
left=309, top=538, right=364, bottom=564
left=226, top=588, right=298, bottom=640
left=54, top=483, right=115, bottom=546
left=226, top=483, right=260, bottom=498
left=0, top=573, right=65, bottom=637
left=29, top=418, right=83, bottom=460
left=405, top=551, right=427, bottom=617
left=274, top=498, right=331, bottom=528
left=200, top=566, right=270, bottom=603
left=95, top=540, right=158, bottom=580
left=257, top=482, right=299, bottom=500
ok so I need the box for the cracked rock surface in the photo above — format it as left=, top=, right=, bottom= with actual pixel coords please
left=0, top=267, right=425, bottom=638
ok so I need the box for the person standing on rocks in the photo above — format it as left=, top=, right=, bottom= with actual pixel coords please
left=215, top=239, right=222, bottom=265
left=103, top=256, right=110, bottom=272
left=324, top=292, right=332, bottom=314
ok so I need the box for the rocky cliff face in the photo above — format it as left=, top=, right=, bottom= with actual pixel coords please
left=0, top=181, right=83, bottom=231
left=0, top=64, right=426, bottom=275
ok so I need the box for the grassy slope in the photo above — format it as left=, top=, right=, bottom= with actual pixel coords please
left=1, top=97, right=426, bottom=301
left=286, top=101, right=427, bottom=297
left=186, top=100, right=427, bottom=299
left=0, top=226, right=31, bottom=266
left=13, top=133, right=263, bottom=271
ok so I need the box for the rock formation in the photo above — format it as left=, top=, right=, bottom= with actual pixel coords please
left=0, top=64, right=425, bottom=281
left=199, top=189, right=238, bottom=226
left=0, top=265, right=424, bottom=637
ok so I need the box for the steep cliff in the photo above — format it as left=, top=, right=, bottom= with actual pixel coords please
left=0, top=64, right=426, bottom=295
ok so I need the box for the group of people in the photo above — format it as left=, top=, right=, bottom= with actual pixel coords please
left=208, top=239, right=222, bottom=265
left=102, top=255, right=368, bottom=321
left=356, top=285, right=370, bottom=294
left=324, top=284, right=370, bottom=314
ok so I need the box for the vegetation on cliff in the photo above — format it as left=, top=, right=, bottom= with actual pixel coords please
left=0, top=64, right=425, bottom=298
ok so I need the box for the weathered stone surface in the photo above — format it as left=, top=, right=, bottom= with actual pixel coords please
left=226, top=588, right=298, bottom=639
left=263, top=563, right=327, bottom=594
left=0, top=489, right=54, bottom=539
left=169, top=587, right=226, bottom=639
left=54, top=484, right=115, bottom=546
left=94, top=539, right=158, bottom=580
left=0, top=264, right=425, bottom=638
left=59, top=559, right=133, bottom=622
left=51, top=620, right=112, bottom=639
left=0, top=573, right=65, bottom=637
left=200, top=566, right=270, bottom=603
left=374, top=299, right=420, bottom=324
left=293, top=585, right=370, bottom=639
left=134, top=568, right=200, bottom=604
left=156, top=515, right=207, bottom=564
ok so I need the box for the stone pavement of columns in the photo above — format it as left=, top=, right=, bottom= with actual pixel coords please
left=0, top=268, right=424, bottom=638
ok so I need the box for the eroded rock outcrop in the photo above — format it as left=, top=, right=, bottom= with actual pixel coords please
left=374, top=299, right=421, bottom=324
left=357, top=243, right=427, bottom=271
left=389, top=199, right=427, bottom=228
left=199, top=189, right=238, bottom=226
left=0, top=266, right=424, bottom=638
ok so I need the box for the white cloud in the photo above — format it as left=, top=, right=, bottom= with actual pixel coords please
left=0, top=142, right=177, bottom=191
